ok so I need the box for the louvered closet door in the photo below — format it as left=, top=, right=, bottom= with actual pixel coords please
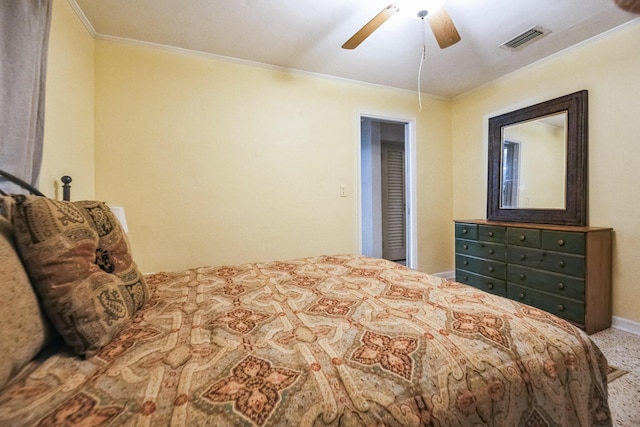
left=381, top=141, right=406, bottom=261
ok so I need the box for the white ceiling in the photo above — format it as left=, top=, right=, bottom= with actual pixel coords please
left=70, top=0, right=638, bottom=98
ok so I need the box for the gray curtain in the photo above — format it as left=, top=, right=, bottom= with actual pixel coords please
left=0, top=0, right=53, bottom=193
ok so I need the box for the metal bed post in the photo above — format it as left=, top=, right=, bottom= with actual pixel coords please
left=61, top=175, right=72, bottom=201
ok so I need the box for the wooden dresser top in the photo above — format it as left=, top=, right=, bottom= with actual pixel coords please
left=455, top=219, right=612, bottom=233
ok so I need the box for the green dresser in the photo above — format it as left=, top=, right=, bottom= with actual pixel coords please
left=454, top=220, right=612, bottom=334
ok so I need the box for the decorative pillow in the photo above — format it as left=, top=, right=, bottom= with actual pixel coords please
left=9, top=195, right=149, bottom=356
left=0, top=215, right=51, bottom=389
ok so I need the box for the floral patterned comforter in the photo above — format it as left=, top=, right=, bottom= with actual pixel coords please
left=0, top=255, right=611, bottom=426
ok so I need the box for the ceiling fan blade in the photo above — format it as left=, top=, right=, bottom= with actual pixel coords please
left=342, top=4, right=399, bottom=49
left=614, top=0, right=640, bottom=13
left=428, top=7, right=461, bottom=49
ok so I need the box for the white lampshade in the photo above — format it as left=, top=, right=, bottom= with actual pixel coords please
left=109, top=206, right=128, bottom=233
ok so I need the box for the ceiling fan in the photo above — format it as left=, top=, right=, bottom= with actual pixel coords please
left=342, top=2, right=461, bottom=50
left=614, top=0, right=640, bottom=13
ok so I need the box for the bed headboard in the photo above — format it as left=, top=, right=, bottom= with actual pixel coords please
left=0, top=169, right=45, bottom=197
left=0, top=169, right=72, bottom=201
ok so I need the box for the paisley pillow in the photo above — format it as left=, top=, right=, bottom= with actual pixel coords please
left=9, top=195, right=148, bottom=356
left=0, top=215, right=52, bottom=388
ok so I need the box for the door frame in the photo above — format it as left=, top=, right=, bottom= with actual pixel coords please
left=357, top=112, right=417, bottom=269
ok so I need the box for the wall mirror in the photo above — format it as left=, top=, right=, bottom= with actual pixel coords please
left=487, top=90, right=588, bottom=225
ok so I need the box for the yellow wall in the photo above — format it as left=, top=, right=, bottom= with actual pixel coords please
left=452, top=20, right=640, bottom=324
left=93, top=42, right=453, bottom=273
left=41, top=0, right=95, bottom=200
left=44, top=2, right=639, bottom=324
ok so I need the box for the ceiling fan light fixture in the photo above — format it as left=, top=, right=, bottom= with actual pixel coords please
left=396, top=0, right=444, bottom=18
left=424, top=0, right=445, bottom=12
left=342, top=1, right=460, bottom=50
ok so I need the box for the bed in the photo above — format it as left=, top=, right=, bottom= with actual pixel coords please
left=0, top=173, right=611, bottom=426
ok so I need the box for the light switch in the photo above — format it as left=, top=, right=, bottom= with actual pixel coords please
left=340, top=185, right=346, bottom=197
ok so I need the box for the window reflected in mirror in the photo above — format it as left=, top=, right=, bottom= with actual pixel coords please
left=501, top=141, right=520, bottom=208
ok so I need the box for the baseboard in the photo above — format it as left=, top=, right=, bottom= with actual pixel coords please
left=611, top=316, right=640, bottom=336
left=432, top=270, right=455, bottom=280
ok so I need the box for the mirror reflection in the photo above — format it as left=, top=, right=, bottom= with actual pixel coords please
left=500, top=112, right=567, bottom=209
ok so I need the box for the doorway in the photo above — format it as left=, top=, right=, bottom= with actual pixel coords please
left=360, top=116, right=416, bottom=268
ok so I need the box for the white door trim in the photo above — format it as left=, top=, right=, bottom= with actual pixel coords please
left=357, top=112, right=418, bottom=269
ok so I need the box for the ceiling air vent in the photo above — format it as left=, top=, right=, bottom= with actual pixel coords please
left=500, top=26, right=550, bottom=50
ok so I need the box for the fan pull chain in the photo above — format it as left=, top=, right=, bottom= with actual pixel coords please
left=418, top=45, right=426, bottom=112
left=417, top=15, right=428, bottom=112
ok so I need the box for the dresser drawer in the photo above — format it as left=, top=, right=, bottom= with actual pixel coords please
left=455, top=239, right=505, bottom=261
left=455, top=223, right=478, bottom=240
left=507, top=265, right=585, bottom=301
left=541, top=230, right=585, bottom=255
left=508, top=284, right=584, bottom=324
left=456, top=269, right=507, bottom=297
left=454, top=220, right=612, bottom=334
left=456, top=254, right=506, bottom=280
left=478, top=225, right=506, bottom=243
left=506, top=247, right=585, bottom=277
left=506, top=227, right=541, bottom=248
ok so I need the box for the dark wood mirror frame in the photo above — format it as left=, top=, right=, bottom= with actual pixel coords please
left=487, top=90, right=588, bottom=225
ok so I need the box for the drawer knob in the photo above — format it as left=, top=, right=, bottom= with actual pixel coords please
left=487, top=283, right=494, bottom=289
left=463, top=276, right=469, bottom=281
left=488, top=232, right=494, bottom=237
left=557, top=239, right=566, bottom=247
left=557, top=304, right=565, bottom=312
left=520, top=254, right=526, bottom=261
left=462, top=229, right=468, bottom=234
left=518, top=292, right=525, bottom=299
left=519, top=235, right=526, bottom=241
left=557, top=282, right=565, bottom=290
left=558, top=261, right=566, bottom=268
left=463, top=244, right=468, bottom=250
left=488, top=249, right=495, bottom=254
left=463, top=260, right=469, bottom=265
left=519, top=273, right=526, bottom=280
left=488, top=266, right=495, bottom=272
